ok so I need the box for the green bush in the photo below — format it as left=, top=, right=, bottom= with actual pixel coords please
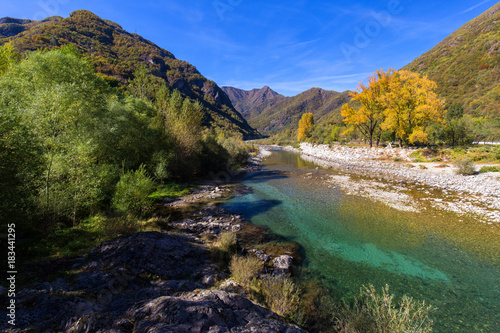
left=479, top=166, right=500, bottom=173
left=410, top=150, right=426, bottom=162
left=454, top=158, right=475, bottom=175
left=335, top=284, right=435, bottom=333
left=112, top=165, right=156, bottom=216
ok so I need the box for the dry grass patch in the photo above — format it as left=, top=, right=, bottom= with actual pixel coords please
left=229, top=254, right=263, bottom=286
left=335, top=285, right=435, bottom=333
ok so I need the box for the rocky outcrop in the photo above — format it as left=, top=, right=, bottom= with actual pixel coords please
left=272, top=255, right=294, bottom=276
left=125, top=289, right=304, bottom=333
left=3, top=229, right=306, bottom=333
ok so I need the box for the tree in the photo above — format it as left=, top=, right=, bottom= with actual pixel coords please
left=442, top=103, right=473, bottom=146
left=0, top=107, right=42, bottom=229
left=128, top=66, right=163, bottom=102
left=155, top=87, right=204, bottom=174
left=298, top=113, right=314, bottom=141
left=0, top=49, right=110, bottom=225
left=341, top=69, right=392, bottom=147
left=0, top=42, right=20, bottom=76
left=379, top=70, right=445, bottom=146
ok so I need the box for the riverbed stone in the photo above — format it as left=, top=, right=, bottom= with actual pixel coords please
left=273, top=255, right=293, bottom=275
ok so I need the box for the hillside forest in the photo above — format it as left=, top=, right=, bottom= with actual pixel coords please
left=0, top=44, right=253, bottom=258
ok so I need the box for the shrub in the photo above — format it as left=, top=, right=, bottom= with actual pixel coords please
left=112, top=165, right=156, bottom=216
left=216, top=231, right=237, bottom=253
left=410, top=150, right=426, bottom=162
left=229, top=254, right=263, bottom=285
left=261, top=276, right=301, bottom=319
left=479, top=166, right=500, bottom=173
left=454, top=158, right=475, bottom=176
left=335, top=284, right=435, bottom=333
left=211, top=232, right=238, bottom=267
left=295, top=280, right=336, bottom=332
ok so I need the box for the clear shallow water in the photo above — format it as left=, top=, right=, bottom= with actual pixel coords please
left=224, top=151, right=500, bottom=332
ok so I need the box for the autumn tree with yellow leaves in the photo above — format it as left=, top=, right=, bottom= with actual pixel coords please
left=379, top=70, right=445, bottom=146
left=341, top=69, right=393, bottom=148
left=297, top=113, right=314, bottom=141
left=341, top=69, right=445, bottom=147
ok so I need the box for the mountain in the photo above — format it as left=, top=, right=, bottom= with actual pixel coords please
left=0, top=10, right=259, bottom=138
left=404, top=3, right=500, bottom=118
left=221, top=86, right=285, bottom=119
left=234, top=87, right=351, bottom=135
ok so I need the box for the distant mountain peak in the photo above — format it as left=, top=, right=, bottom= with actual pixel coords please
left=221, top=86, right=285, bottom=118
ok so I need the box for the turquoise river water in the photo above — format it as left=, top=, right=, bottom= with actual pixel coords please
left=223, top=150, right=500, bottom=332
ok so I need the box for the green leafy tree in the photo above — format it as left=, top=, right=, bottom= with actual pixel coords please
left=0, top=107, right=42, bottom=229
left=0, top=42, right=20, bottom=76
left=0, top=49, right=109, bottom=224
left=112, top=165, right=156, bottom=216
left=128, top=66, right=163, bottom=102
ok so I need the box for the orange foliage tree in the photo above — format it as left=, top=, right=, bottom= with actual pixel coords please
left=379, top=70, right=445, bottom=146
left=341, top=69, right=392, bottom=147
left=297, top=112, right=314, bottom=141
left=342, top=69, right=445, bottom=147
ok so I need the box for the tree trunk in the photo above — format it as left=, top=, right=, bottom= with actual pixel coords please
left=376, top=131, right=382, bottom=148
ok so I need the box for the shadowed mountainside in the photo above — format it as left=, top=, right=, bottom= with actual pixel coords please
left=226, top=86, right=351, bottom=135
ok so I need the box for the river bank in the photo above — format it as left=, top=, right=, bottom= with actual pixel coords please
left=2, top=155, right=307, bottom=333
left=258, top=143, right=500, bottom=224
left=224, top=147, right=500, bottom=332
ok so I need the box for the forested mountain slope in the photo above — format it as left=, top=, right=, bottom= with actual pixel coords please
left=247, top=87, right=351, bottom=135
left=404, top=2, right=500, bottom=118
left=0, top=10, right=258, bottom=138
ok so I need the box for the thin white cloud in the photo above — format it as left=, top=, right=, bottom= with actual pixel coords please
left=460, top=0, right=491, bottom=14
left=284, top=38, right=322, bottom=48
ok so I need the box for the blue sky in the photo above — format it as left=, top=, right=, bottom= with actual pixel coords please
left=1, top=0, right=496, bottom=96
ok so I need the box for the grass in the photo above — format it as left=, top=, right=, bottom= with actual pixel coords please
left=335, top=284, right=435, bottom=333
left=408, top=146, right=500, bottom=164
left=479, top=166, right=500, bottom=173
left=454, top=158, right=475, bottom=175
left=260, top=276, right=301, bottom=319
left=21, top=214, right=141, bottom=260
left=229, top=254, right=300, bottom=320
left=229, top=254, right=263, bottom=285
left=211, top=232, right=238, bottom=268
left=148, top=183, right=195, bottom=201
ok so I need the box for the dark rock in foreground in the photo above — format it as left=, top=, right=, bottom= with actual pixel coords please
left=2, top=231, right=306, bottom=333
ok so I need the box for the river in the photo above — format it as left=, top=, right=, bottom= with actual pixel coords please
left=223, top=150, right=500, bottom=332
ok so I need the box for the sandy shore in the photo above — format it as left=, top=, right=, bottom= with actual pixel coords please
left=260, top=143, right=500, bottom=224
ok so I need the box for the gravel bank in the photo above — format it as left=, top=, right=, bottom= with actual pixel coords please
left=266, top=143, right=500, bottom=223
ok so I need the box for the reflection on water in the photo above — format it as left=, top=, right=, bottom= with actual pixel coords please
left=224, top=150, right=500, bottom=333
